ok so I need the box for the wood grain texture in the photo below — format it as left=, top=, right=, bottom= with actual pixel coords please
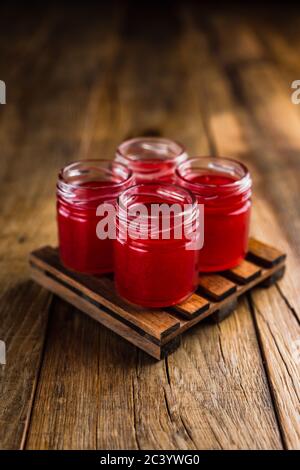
left=0, top=8, right=64, bottom=450
left=29, top=242, right=285, bottom=360
left=30, top=247, right=181, bottom=341
left=30, top=265, right=169, bottom=360
left=189, top=9, right=300, bottom=448
left=198, top=275, right=237, bottom=301
left=247, top=239, right=286, bottom=268
left=165, top=297, right=282, bottom=449
left=27, top=4, right=283, bottom=448
left=0, top=282, right=51, bottom=450
left=0, top=3, right=125, bottom=450
left=225, top=260, right=262, bottom=284
left=1, top=3, right=299, bottom=450
left=174, top=293, right=210, bottom=318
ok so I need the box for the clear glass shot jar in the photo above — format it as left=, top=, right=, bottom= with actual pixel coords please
left=115, top=137, right=188, bottom=183
left=57, top=159, right=133, bottom=274
left=176, top=157, right=252, bottom=272
left=115, top=183, right=199, bottom=307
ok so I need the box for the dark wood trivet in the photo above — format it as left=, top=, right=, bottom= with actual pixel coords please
left=29, top=238, right=286, bottom=360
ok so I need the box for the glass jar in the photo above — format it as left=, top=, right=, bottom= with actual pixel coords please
left=176, top=157, right=252, bottom=272
left=115, top=183, right=199, bottom=307
left=115, top=137, right=188, bottom=183
left=57, top=159, right=133, bottom=274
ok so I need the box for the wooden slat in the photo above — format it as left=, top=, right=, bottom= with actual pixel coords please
left=247, top=238, right=286, bottom=268
left=173, top=293, right=210, bottom=319
left=30, top=247, right=180, bottom=342
left=198, top=274, right=237, bottom=301
left=225, top=259, right=262, bottom=284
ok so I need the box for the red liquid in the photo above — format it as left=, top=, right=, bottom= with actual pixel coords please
left=182, top=172, right=251, bottom=272
left=114, top=185, right=198, bottom=307
left=115, top=238, right=198, bottom=307
left=191, top=174, right=235, bottom=185
left=116, top=137, right=187, bottom=183
left=57, top=182, right=116, bottom=274
left=128, top=159, right=178, bottom=183
left=57, top=158, right=132, bottom=275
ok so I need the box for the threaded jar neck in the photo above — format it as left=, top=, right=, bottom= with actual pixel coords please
left=57, top=159, right=133, bottom=207
left=176, top=156, right=252, bottom=206
left=116, top=137, right=187, bottom=180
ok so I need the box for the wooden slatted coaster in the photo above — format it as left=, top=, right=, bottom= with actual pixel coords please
left=29, top=238, right=286, bottom=360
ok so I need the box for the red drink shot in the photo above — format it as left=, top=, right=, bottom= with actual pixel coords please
left=57, top=159, right=133, bottom=274
left=115, top=183, right=199, bottom=307
left=115, top=137, right=187, bottom=183
left=176, top=157, right=252, bottom=272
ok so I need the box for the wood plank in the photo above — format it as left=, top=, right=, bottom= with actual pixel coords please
left=247, top=238, right=286, bottom=268
left=173, top=293, right=210, bottom=319
left=24, top=298, right=102, bottom=450
left=235, top=65, right=300, bottom=448
left=199, top=12, right=300, bottom=449
left=225, top=259, right=262, bottom=284
left=0, top=281, right=51, bottom=450
left=0, top=7, right=65, bottom=450
left=198, top=274, right=237, bottom=301
left=251, top=288, right=300, bottom=449
left=165, top=296, right=282, bottom=449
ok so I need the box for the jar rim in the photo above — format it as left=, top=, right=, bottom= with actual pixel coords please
left=58, top=159, right=133, bottom=190
left=116, top=137, right=187, bottom=163
left=117, top=182, right=198, bottom=231
left=117, top=182, right=197, bottom=215
left=176, top=156, right=250, bottom=190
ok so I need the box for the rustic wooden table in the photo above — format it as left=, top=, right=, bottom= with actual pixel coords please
left=0, top=3, right=299, bottom=450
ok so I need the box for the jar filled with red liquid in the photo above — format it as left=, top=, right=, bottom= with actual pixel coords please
left=57, top=159, right=133, bottom=274
left=176, top=157, right=252, bottom=272
left=115, top=137, right=188, bottom=183
left=115, top=183, right=199, bottom=307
